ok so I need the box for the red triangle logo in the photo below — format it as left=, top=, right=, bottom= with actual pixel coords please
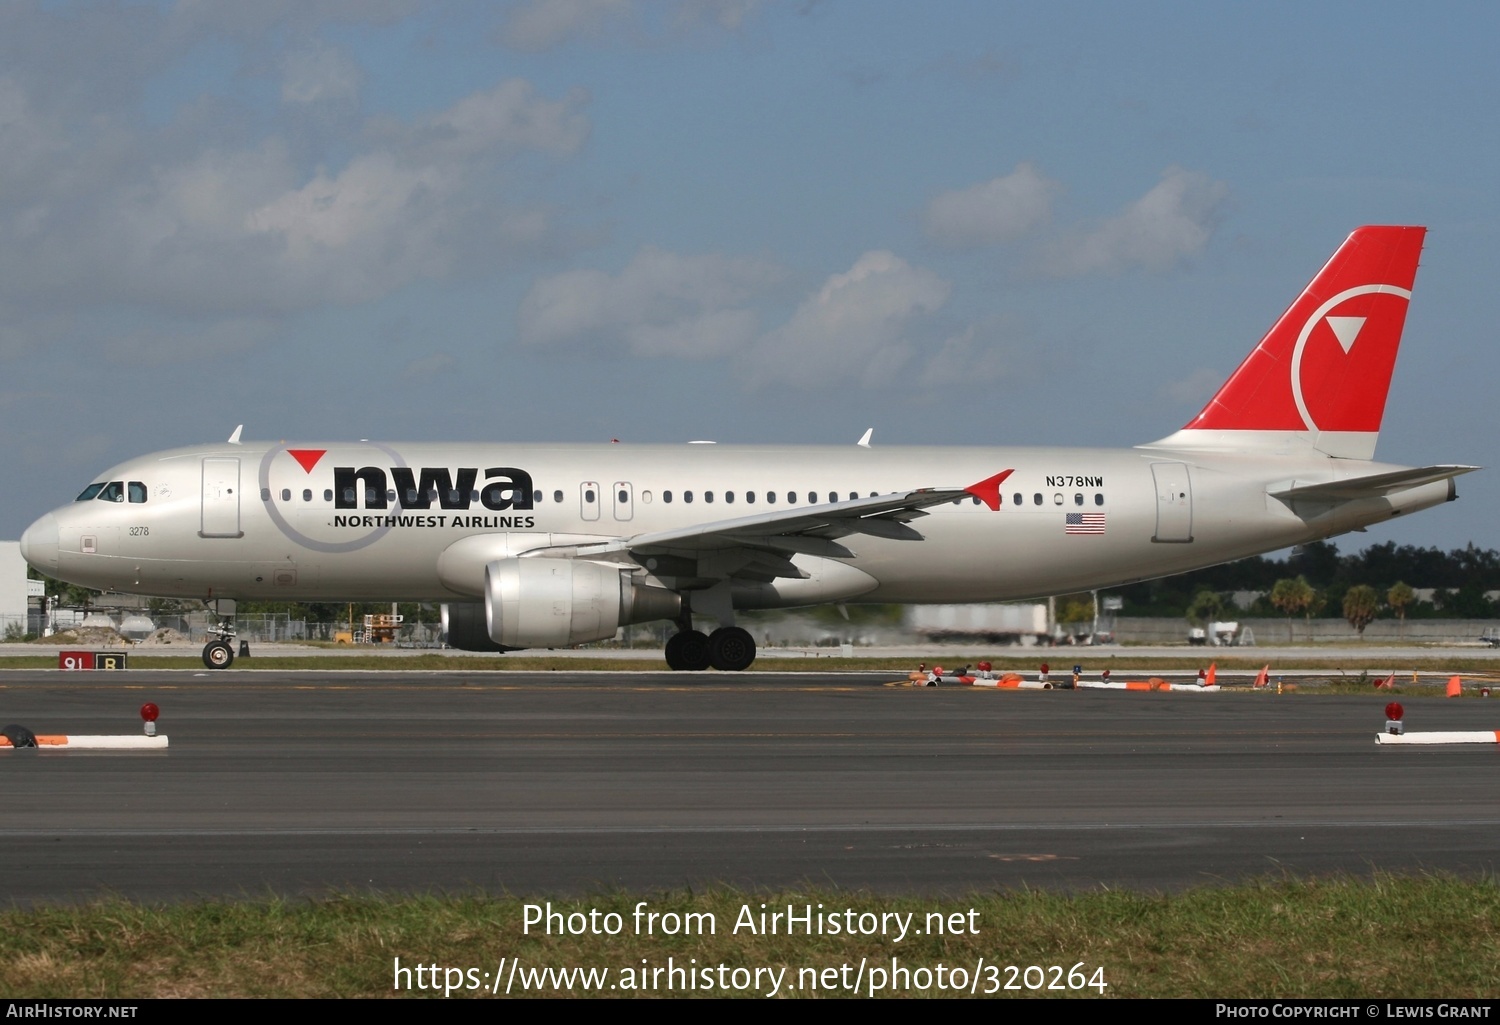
left=288, top=449, right=326, bottom=473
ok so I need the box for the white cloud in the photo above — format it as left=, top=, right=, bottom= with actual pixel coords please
left=917, top=322, right=1015, bottom=390
left=281, top=42, right=363, bottom=105
left=518, top=247, right=784, bottom=358
left=1044, top=166, right=1230, bottom=276
left=923, top=163, right=1059, bottom=248
left=1160, top=367, right=1224, bottom=407
left=503, top=0, right=633, bottom=50
left=106, top=318, right=278, bottom=366
left=500, top=0, right=768, bottom=51
left=0, top=76, right=589, bottom=320
left=403, top=352, right=456, bottom=378
left=739, top=251, right=950, bottom=389
left=403, top=79, right=591, bottom=160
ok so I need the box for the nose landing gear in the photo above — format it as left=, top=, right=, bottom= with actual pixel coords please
left=201, top=598, right=239, bottom=669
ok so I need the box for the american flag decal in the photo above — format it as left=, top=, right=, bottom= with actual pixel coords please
left=1065, top=512, right=1106, bottom=535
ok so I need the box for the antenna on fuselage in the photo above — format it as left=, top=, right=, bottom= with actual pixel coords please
left=857, top=428, right=873, bottom=448
left=227, top=425, right=244, bottom=445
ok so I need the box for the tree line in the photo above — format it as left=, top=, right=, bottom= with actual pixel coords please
left=1117, top=541, right=1500, bottom=621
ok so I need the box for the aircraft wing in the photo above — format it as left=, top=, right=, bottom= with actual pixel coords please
left=1270, top=465, right=1479, bottom=502
left=567, top=470, right=1012, bottom=577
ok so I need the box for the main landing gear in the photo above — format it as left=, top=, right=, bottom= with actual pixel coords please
left=664, top=623, right=756, bottom=672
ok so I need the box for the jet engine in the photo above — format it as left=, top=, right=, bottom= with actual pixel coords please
left=483, top=557, right=681, bottom=648
left=441, top=601, right=515, bottom=652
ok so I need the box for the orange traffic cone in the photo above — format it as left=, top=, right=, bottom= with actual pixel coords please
left=1253, top=665, right=1269, bottom=688
left=1447, top=675, right=1462, bottom=698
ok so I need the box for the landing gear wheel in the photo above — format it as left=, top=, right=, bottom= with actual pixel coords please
left=708, top=626, right=756, bottom=672
left=202, top=640, right=234, bottom=670
left=665, top=629, right=711, bottom=671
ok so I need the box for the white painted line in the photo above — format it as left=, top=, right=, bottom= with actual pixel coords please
left=1376, top=731, right=1499, bottom=745
left=0, top=735, right=169, bottom=750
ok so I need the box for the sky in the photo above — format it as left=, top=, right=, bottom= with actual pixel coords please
left=3, top=0, right=1498, bottom=556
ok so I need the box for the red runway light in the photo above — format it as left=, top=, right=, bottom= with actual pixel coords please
left=140, top=703, right=160, bottom=723
left=1384, top=702, right=1404, bottom=722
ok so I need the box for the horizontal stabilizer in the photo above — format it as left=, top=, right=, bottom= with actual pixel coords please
left=1270, top=465, right=1478, bottom=502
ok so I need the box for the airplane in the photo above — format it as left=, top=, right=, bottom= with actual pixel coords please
left=18, top=225, right=1477, bottom=672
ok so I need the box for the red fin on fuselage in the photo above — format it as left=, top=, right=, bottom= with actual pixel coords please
left=1150, top=226, right=1425, bottom=460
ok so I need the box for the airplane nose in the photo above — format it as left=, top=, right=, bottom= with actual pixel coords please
left=20, top=512, right=59, bottom=574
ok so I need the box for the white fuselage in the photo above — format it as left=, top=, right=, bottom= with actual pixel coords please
left=20, top=439, right=1454, bottom=607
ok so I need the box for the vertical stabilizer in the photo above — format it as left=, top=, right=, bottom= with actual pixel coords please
left=1147, top=226, right=1425, bottom=459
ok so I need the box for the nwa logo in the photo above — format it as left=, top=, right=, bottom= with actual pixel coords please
left=332, top=466, right=534, bottom=511
left=1291, top=283, right=1412, bottom=434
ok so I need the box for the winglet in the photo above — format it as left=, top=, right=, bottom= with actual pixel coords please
left=227, top=425, right=243, bottom=445
left=964, top=469, right=1014, bottom=511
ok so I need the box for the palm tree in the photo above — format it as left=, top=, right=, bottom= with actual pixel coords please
left=1269, top=576, right=1314, bottom=642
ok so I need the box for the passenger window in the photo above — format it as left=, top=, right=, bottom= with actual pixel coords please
left=684, top=491, right=694, bottom=503
left=767, top=492, right=776, bottom=504
left=533, top=490, right=543, bottom=503
left=584, top=488, right=595, bottom=503
left=128, top=482, right=147, bottom=503
left=642, top=490, right=653, bottom=503
left=705, top=491, right=714, bottom=503
left=303, top=489, right=313, bottom=502
left=553, top=490, right=564, bottom=503
left=1053, top=493, right=1063, bottom=505
left=282, top=489, right=292, bottom=502
left=324, top=489, right=334, bottom=502
left=364, top=487, right=378, bottom=504
left=405, top=489, right=419, bottom=504
left=725, top=491, right=734, bottom=504
left=850, top=492, right=858, bottom=501
left=76, top=483, right=106, bottom=502
left=788, top=491, right=797, bottom=503
left=663, top=490, right=673, bottom=503
left=746, top=491, right=755, bottom=504
left=261, top=488, right=271, bottom=502
left=618, top=489, right=628, bottom=504
left=1033, top=493, right=1042, bottom=506
left=1074, top=493, right=1083, bottom=506
left=387, top=489, right=396, bottom=503
left=1095, top=493, right=1104, bottom=506
left=1012, top=493, right=1022, bottom=506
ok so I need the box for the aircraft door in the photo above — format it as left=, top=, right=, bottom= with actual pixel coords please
left=580, top=481, right=600, bottom=522
left=612, top=481, right=634, bottom=522
left=200, top=457, right=244, bottom=538
left=1150, top=462, right=1193, bottom=543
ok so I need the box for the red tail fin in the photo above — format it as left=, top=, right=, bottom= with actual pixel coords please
left=1172, top=226, right=1425, bottom=458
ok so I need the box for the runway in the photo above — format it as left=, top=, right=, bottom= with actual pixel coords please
left=2, top=669, right=1497, bottom=905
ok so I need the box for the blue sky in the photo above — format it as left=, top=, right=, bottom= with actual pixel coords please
left=4, top=1, right=1497, bottom=556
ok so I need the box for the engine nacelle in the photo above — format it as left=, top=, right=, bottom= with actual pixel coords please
left=484, top=558, right=681, bottom=648
left=441, top=602, right=516, bottom=652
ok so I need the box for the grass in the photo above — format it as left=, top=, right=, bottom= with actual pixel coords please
left=2, top=877, right=1498, bottom=997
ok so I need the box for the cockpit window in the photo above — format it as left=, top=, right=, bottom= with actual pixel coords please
left=128, top=481, right=147, bottom=504
left=75, top=483, right=106, bottom=502
left=98, top=481, right=125, bottom=502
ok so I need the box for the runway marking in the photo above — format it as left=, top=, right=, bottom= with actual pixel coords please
left=988, top=854, right=1081, bottom=862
